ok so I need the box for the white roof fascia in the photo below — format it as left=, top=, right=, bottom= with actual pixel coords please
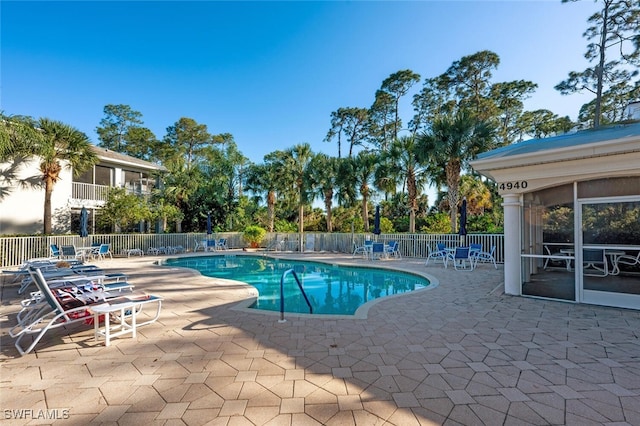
left=471, top=136, right=640, bottom=172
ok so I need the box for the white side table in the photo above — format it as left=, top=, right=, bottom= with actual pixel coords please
left=90, top=301, right=138, bottom=346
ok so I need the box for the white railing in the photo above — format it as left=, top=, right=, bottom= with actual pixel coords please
left=71, top=182, right=153, bottom=202
left=72, top=183, right=111, bottom=202
left=0, top=232, right=504, bottom=269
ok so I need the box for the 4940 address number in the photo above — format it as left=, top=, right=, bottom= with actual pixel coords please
left=498, top=181, right=528, bottom=190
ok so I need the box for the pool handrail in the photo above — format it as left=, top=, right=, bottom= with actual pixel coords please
left=279, top=268, right=313, bottom=322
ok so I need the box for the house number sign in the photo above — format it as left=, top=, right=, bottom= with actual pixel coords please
left=498, top=181, right=528, bottom=190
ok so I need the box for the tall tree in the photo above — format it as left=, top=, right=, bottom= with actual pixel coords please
left=36, top=119, right=98, bottom=234
left=352, top=151, right=379, bottom=232
left=517, top=109, right=574, bottom=139
left=325, top=107, right=369, bottom=158
left=380, top=69, right=421, bottom=140
left=418, top=110, right=496, bottom=231
left=334, top=156, right=358, bottom=208
left=379, top=136, right=428, bottom=233
left=555, top=0, right=640, bottom=128
left=96, top=104, right=143, bottom=152
left=490, top=80, right=538, bottom=145
left=124, top=126, right=159, bottom=162
left=441, top=50, right=501, bottom=120
left=410, top=76, right=453, bottom=135
left=160, top=156, right=202, bottom=232
left=368, top=90, right=396, bottom=151
left=162, top=117, right=213, bottom=169
left=246, top=160, right=279, bottom=232
left=282, top=144, right=313, bottom=250
left=306, top=153, right=339, bottom=232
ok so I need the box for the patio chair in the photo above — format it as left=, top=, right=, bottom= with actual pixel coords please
left=194, top=239, right=206, bottom=252
left=3, top=259, right=57, bottom=285
left=425, top=243, right=447, bottom=266
left=445, top=247, right=474, bottom=271
left=469, top=243, right=482, bottom=257
left=370, top=242, right=386, bottom=260
left=147, top=247, right=163, bottom=255
left=92, top=244, right=113, bottom=261
left=353, top=240, right=373, bottom=258
left=583, top=248, right=608, bottom=277
left=216, top=238, right=228, bottom=250
left=17, top=264, right=128, bottom=295
left=205, top=240, right=218, bottom=252
left=10, top=266, right=161, bottom=356
left=50, top=244, right=61, bottom=259
left=543, top=245, right=567, bottom=270
left=60, top=245, right=85, bottom=262
left=384, top=240, right=401, bottom=258
left=616, top=251, right=640, bottom=271
left=473, top=245, right=497, bottom=269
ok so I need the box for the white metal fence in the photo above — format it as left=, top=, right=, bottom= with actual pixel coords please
left=0, top=232, right=504, bottom=269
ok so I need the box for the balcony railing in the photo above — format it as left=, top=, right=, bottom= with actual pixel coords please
left=72, top=182, right=152, bottom=202
left=72, top=183, right=111, bottom=202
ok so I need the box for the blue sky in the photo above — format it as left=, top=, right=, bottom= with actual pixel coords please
left=2, top=0, right=598, bottom=166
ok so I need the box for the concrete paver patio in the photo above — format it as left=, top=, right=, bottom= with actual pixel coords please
left=1, top=251, right=640, bottom=425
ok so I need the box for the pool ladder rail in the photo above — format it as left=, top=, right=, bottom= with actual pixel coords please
left=279, top=268, right=313, bottom=322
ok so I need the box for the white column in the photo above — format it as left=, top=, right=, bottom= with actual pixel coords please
left=502, top=193, right=522, bottom=295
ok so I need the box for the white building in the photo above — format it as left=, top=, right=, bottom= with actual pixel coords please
left=471, top=122, right=640, bottom=310
left=0, top=146, right=166, bottom=235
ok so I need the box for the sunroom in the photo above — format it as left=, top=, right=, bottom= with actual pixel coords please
left=470, top=122, right=640, bottom=310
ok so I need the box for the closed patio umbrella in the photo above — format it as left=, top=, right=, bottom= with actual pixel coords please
left=79, top=206, right=89, bottom=238
left=459, top=197, right=467, bottom=245
left=206, top=212, right=212, bottom=236
left=373, top=205, right=381, bottom=236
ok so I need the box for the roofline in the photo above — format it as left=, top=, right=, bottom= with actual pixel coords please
left=91, top=146, right=167, bottom=172
left=470, top=134, right=640, bottom=172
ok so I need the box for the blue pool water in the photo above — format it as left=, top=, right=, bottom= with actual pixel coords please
left=164, top=255, right=430, bottom=315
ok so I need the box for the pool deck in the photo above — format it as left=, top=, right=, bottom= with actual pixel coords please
left=2, top=251, right=640, bottom=425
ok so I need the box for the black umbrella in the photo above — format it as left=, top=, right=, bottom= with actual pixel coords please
left=459, top=198, right=467, bottom=242
left=373, top=205, right=381, bottom=235
left=206, top=212, right=212, bottom=235
left=79, top=206, right=89, bottom=238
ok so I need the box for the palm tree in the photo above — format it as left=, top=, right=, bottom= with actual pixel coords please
left=380, top=135, right=429, bottom=233
left=245, top=157, right=284, bottom=232
left=0, top=114, right=44, bottom=202
left=418, top=110, right=495, bottom=231
left=283, top=143, right=313, bottom=251
left=161, top=157, right=202, bottom=232
left=35, top=119, right=97, bottom=234
left=460, top=174, right=493, bottom=215
left=352, top=151, right=379, bottom=232
left=305, top=153, right=338, bottom=232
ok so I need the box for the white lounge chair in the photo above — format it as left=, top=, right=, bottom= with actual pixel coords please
left=10, top=267, right=160, bottom=356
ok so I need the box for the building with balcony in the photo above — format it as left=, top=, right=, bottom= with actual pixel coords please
left=0, top=145, right=166, bottom=235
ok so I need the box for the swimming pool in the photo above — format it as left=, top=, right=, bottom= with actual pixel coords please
left=164, top=255, right=432, bottom=315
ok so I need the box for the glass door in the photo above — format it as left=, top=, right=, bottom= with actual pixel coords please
left=580, top=198, right=640, bottom=309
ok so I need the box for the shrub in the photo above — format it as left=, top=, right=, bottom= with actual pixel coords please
left=242, top=225, right=266, bottom=248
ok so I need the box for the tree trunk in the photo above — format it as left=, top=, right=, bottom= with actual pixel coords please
left=43, top=178, right=54, bottom=234
left=594, top=2, right=610, bottom=128
left=324, top=190, right=333, bottom=233
left=267, top=190, right=276, bottom=232
left=407, top=169, right=417, bottom=233
left=446, top=159, right=462, bottom=232
left=298, top=203, right=304, bottom=252
left=361, top=192, right=369, bottom=232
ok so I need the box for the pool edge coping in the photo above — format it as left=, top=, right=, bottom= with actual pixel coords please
left=157, top=252, right=440, bottom=320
